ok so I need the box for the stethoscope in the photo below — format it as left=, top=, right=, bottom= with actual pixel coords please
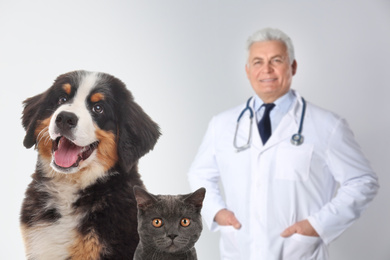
left=233, top=96, right=306, bottom=152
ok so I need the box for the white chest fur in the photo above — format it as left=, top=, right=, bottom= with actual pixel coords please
left=23, top=179, right=84, bottom=260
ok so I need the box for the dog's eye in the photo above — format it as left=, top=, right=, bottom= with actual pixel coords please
left=58, top=96, right=68, bottom=105
left=93, top=104, right=104, bottom=114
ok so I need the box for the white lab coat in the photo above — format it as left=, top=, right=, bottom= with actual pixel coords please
left=188, top=90, right=378, bottom=260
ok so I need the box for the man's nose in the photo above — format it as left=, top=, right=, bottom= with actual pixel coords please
left=261, top=62, right=273, bottom=73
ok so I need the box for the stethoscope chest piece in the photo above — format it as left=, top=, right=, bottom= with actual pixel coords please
left=290, top=97, right=306, bottom=146
left=291, top=133, right=304, bottom=146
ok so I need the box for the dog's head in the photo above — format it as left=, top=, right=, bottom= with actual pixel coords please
left=22, top=70, right=160, bottom=177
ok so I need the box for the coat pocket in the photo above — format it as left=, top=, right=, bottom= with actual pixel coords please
left=275, top=142, right=314, bottom=181
left=283, top=233, right=322, bottom=259
left=219, top=226, right=240, bottom=259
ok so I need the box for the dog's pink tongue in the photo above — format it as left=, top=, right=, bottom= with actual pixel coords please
left=54, top=138, right=82, bottom=168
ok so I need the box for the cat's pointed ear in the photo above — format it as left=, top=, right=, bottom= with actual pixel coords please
left=133, top=186, right=157, bottom=210
left=184, top=187, right=206, bottom=210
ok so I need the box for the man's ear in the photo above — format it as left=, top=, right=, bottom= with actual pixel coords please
left=133, top=186, right=157, bottom=210
left=22, top=92, right=46, bottom=148
left=291, top=60, right=298, bottom=76
left=117, top=90, right=160, bottom=173
left=245, top=64, right=250, bottom=79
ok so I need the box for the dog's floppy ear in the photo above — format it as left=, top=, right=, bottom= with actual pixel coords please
left=22, top=92, right=46, bottom=149
left=117, top=89, right=161, bottom=173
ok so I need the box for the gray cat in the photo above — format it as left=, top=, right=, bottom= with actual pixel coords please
left=133, top=186, right=206, bottom=260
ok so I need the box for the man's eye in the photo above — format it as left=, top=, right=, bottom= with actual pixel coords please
left=271, top=58, right=283, bottom=64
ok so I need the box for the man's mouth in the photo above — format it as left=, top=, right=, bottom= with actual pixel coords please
left=260, top=78, right=277, bottom=83
left=52, top=137, right=99, bottom=169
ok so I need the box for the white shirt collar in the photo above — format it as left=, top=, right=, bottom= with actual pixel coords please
left=253, top=89, right=295, bottom=114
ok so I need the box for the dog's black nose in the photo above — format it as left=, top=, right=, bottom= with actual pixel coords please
left=55, top=111, right=78, bottom=130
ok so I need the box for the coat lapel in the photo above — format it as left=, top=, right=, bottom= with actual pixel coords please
left=247, top=97, right=262, bottom=151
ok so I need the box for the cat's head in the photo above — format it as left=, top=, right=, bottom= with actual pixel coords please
left=133, top=186, right=206, bottom=254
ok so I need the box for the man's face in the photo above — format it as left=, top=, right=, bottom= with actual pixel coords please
left=245, top=40, right=297, bottom=103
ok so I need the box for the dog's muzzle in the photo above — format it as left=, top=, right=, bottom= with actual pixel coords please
left=51, top=111, right=99, bottom=170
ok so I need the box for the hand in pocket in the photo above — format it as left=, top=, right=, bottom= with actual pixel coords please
left=280, top=219, right=319, bottom=238
left=214, top=209, right=242, bottom=230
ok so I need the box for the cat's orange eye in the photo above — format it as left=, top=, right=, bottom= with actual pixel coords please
left=180, top=218, right=191, bottom=227
left=152, top=218, right=163, bottom=228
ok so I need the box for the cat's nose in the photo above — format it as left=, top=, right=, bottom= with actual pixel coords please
left=167, top=234, right=178, bottom=240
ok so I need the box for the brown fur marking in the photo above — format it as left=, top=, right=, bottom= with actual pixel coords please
left=95, top=128, right=118, bottom=171
left=69, top=230, right=103, bottom=260
left=62, top=83, right=72, bottom=95
left=90, top=93, right=105, bottom=103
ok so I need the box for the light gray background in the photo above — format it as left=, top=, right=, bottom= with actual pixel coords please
left=1, top=1, right=389, bottom=259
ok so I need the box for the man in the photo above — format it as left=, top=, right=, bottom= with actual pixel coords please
left=187, top=28, right=379, bottom=260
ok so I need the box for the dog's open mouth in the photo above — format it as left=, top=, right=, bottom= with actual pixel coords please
left=52, top=137, right=99, bottom=169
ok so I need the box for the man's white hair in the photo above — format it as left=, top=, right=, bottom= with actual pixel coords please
left=246, top=28, right=295, bottom=65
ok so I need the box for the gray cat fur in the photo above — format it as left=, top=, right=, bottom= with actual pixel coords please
left=133, top=186, right=206, bottom=260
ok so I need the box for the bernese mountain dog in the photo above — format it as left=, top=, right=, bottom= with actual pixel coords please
left=20, top=70, right=160, bottom=260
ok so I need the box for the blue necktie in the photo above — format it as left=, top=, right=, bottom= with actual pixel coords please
left=258, top=103, right=275, bottom=144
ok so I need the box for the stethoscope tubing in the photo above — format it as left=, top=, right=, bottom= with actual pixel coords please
left=233, top=97, right=254, bottom=152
